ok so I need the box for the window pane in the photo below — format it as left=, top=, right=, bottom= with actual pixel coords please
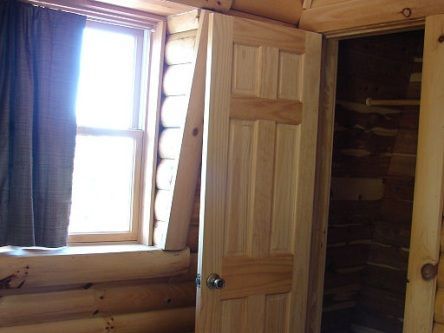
left=76, top=26, right=138, bottom=129
left=69, top=135, right=135, bottom=234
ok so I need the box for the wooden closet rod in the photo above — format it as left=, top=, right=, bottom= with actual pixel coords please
left=366, top=98, right=420, bottom=107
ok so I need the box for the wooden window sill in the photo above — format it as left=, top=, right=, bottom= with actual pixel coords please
left=0, top=245, right=190, bottom=290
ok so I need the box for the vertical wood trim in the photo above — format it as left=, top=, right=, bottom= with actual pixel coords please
left=404, top=15, right=444, bottom=333
left=195, top=13, right=234, bottom=333
left=305, top=39, right=338, bottom=333
left=289, top=31, right=323, bottom=333
left=162, top=12, right=209, bottom=250
left=140, top=21, right=166, bottom=245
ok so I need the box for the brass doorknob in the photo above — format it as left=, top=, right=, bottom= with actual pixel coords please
left=206, top=273, right=225, bottom=289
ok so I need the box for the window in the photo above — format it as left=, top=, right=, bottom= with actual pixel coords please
left=69, top=21, right=150, bottom=243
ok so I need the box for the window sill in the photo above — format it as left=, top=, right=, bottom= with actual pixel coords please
left=0, top=243, right=160, bottom=257
left=0, top=245, right=190, bottom=290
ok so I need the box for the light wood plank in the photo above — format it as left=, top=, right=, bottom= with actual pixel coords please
left=435, top=323, right=444, bottom=333
left=224, top=121, right=254, bottom=256
left=195, top=13, right=234, bottom=333
left=163, top=11, right=209, bottom=250
left=246, top=295, right=266, bottom=333
left=221, top=255, right=293, bottom=299
left=231, top=0, right=302, bottom=24
left=27, top=0, right=164, bottom=27
left=278, top=51, right=303, bottom=101
left=435, top=289, right=444, bottom=324
left=404, top=15, right=444, bottom=333
left=230, top=97, right=302, bottom=124
left=0, top=281, right=194, bottom=327
left=289, top=30, right=322, bottom=333
left=0, top=307, right=195, bottom=333
left=140, top=20, right=166, bottom=245
left=259, top=46, right=279, bottom=99
left=271, top=124, right=300, bottom=254
left=167, top=10, right=200, bottom=34
left=232, top=44, right=261, bottom=96
left=248, top=121, right=276, bottom=256
left=221, top=299, right=246, bottom=333
left=233, top=17, right=306, bottom=53
left=0, top=248, right=189, bottom=289
left=92, top=0, right=192, bottom=17
left=300, top=0, right=444, bottom=35
left=264, top=293, right=289, bottom=333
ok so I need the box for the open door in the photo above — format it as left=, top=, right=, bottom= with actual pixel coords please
left=196, top=13, right=322, bottom=332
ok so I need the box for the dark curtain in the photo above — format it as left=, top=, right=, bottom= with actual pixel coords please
left=0, top=0, right=86, bottom=247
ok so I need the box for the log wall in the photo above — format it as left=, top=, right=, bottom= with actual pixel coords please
left=153, top=11, right=200, bottom=254
left=322, top=30, right=423, bottom=333
left=0, top=248, right=196, bottom=332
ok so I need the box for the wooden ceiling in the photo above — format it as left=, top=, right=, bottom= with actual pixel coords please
left=92, top=0, right=304, bottom=23
left=92, top=0, right=444, bottom=35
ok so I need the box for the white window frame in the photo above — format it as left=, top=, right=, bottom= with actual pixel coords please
left=68, top=18, right=165, bottom=246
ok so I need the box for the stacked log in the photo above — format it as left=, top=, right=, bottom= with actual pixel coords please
left=0, top=248, right=196, bottom=332
left=154, top=11, right=200, bottom=254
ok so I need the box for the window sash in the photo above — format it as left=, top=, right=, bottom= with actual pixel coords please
left=68, top=127, right=144, bottom=244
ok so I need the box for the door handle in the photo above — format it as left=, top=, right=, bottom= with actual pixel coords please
left=206, top=273, right=225, bottom=289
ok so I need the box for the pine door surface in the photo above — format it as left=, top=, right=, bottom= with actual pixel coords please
left=196, top=13, right=322, bottom=333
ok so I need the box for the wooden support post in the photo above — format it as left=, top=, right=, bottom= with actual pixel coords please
left=404, top=14, right=444, bottom=333
left=306, top=38, right=338, bottom=333
left=162, top=11, right=209, bottom=250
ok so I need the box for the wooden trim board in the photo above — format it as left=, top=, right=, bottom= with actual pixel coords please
left=299, top=0, right=441, bottom=37
left=305, top=39, right=338, bottom=333
left=403, top=14, right=444, bottom=333
left=162, top=11, right=209, bottom=250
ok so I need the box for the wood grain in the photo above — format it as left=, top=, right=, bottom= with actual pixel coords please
left=0, top=307, right=195, bottom=333
left=221, top=255, right=293, bottom=299
left=404, top=15, right=444, bottom=333
left=0, top=248, right=189, bottom=289
left=163, top=11, right=209, bottom=250
left=230, top=96, right=302, bottom=124
left=300, top=0, right=444, bottom=36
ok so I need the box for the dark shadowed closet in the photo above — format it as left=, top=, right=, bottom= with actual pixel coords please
left=321, top=30, right=424, bottom=333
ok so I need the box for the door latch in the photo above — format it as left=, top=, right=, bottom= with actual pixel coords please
left=195, top=274, right=201, bottom=288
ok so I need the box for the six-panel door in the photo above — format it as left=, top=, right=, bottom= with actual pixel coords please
left=196, top=13, right=322, bottom=332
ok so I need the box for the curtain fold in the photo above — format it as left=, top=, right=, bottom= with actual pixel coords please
left=0, top=0, right=86, bottom=247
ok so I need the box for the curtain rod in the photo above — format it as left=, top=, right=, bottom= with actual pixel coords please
left=24, top=0, right=165, bottom=30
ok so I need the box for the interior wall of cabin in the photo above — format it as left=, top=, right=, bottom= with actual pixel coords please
left=0, top=13, right=199, bottom=333
left=321, top=30, right=424, bottom=333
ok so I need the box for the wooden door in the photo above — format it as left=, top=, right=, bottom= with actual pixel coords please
left=196, top=13, right=322, bottom=332
left=404, top=15, right=444, bottom=333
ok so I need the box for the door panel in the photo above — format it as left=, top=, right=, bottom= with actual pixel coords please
left=196, top=13, right=322, bottom=332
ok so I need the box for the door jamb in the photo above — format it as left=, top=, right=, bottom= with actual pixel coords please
left=307, top=22, right=431, bottom=333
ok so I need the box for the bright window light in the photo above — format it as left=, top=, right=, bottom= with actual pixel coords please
left=76, top=26, right=138, bottom=129
left=69, top=135, right=135, bottom=233
left=69, top=22, right=146, bottom=240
